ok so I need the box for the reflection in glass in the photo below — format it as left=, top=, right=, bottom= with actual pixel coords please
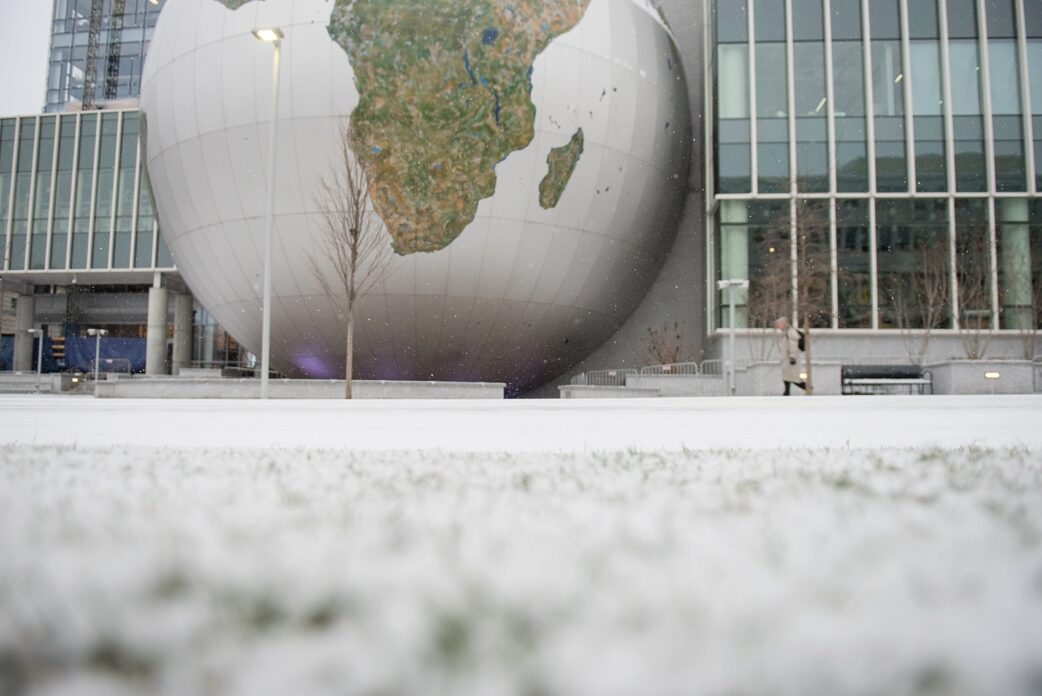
left=877, top=199, right=951, bottom=330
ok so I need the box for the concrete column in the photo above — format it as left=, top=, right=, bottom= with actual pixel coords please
left=171, top=293, right=194, bottom=375
left=720, top=200, right=750, bottom=327
left=13, top=293, right=35, bottom=372
left=999, top=199, right=1032, bottom=330
left=146, top=285, right=169, bottom=375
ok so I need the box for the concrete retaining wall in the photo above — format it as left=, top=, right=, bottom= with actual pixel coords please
left=558, top=385, right=659, bottom=399
left=626, top=373, right=726, bottom=397
left=0, top=373, right=77, bottom=393
left=93, top=378, right=506, bottom=400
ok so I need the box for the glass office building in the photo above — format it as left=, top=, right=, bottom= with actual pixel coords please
left=46, top=0, right=168, bottom=113
left=709, top=0, right=1042, bottom=335
left=1, top=110, right=172, bottom=274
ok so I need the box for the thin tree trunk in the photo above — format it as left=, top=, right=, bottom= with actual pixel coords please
left=803, top=314, right=814, bottom=396
left=345, top=299, right=354, bottom=399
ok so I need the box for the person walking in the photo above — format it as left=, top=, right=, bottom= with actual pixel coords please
left=774, top=316, right=805, bottom=396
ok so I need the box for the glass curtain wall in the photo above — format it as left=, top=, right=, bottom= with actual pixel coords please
left=871, top=0, right=909, bottom=191
left=793, top=0, right=829, bottom=192
left=716, top=0, right=752, bottom=193
left=832, top=0, right=869, bottom=191
left=46, top=0, right=168, bottom=112
left=710, top=0, right=1041, bottom=332
left=988, top=0, right=1027, bottom=191
left=948, top=0, right=988, bottom=191
left=877, top=199, right=951, bottom=328
left=836, top=199, right=872, bottom=326
left=756, top=0, right=791, bottom=192
left=1028, top=1, right=1042, bottom=191
left=908, top=0, right=947, bottom=192
left=0, top=111, right=170, bottom=274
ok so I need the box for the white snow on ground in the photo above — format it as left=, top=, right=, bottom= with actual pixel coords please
left=0, top=395, right=1041, bottom=695
left=1, top=394, right=1041, bottom=451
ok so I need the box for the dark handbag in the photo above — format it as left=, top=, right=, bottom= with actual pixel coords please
left=797, top=330, right=805, bottom=352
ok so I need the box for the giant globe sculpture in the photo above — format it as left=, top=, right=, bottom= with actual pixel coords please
left=140, top=0, right=691, bottom=391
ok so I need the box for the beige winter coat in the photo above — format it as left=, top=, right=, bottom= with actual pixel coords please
left=777, top=326, right=804, bottom=383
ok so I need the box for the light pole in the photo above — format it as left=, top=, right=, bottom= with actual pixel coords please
left=27, top=328, right=43, bottom=392
left=253, top=26, right=283, bottom=400
left=87, top=328, right=109, bottom=384
left=717, top=279, right=749, bottom=396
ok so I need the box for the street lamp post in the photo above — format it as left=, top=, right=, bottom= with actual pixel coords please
left=717, top=279, right=749, bottom=396
left=253, top=26, right=284, bottom=400
left=87, top=328, right=109, bottom=385
left=27, top=328, right=43, bottom=392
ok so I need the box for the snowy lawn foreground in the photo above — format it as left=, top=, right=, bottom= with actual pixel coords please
left=1, top=443, right=1041, bottom=696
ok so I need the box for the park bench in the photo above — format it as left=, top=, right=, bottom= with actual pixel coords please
left=841, top=365, right=933, bottom=395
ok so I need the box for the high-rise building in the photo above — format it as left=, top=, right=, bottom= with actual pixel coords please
left=46, top=0, right=168, bottom=113
left=706, top=0, right=1042, bottom=352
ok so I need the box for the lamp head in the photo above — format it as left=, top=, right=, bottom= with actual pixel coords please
left=252, top=27, right=284, bottom=43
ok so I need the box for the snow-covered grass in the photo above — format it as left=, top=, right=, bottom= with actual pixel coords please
left=2, top=443, right=1041, bottom=696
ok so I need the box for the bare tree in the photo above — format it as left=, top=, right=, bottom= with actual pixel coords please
left=890, top=242, right=950, bottom=364
left=643, top=322, right=686, bottom=366
left=793, top=200, right=832, bottom=394
left=956, top=229, right=993, bottom=360
left=308, top=129, right=393, bottom=398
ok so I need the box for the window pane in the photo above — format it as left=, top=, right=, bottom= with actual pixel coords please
left=716, top=43, right=751, bottom=192
left=870, top=0, right=901, bottom=40
left=955, top=199, right=992, bottom=330
left=990, top=40, right=1026, bottom=192
left=833, top=39, right=868, bottom=191
left=947, top=0, right=980, bottom=39
left=830, top=0, right=862, bottom=40
left=985, top=0, right=1016, bottom=38
left=792, top=0, right=824, bottom=41
left=877, top=199, right=951, bottom=330
left=755, top=0, right=786, bottom=42
left=910, top=41, right=947, bottom=191
left=836, top=199, right=872, bottom=327
left=716, top=0, right=748, bottom=43
left=908, top=0, right=940, bottom=39
left=949, top=40, right=987, bottom=191
left=997, top=199, right=1034, bottom=330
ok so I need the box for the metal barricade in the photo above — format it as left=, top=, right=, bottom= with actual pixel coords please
left=700, top=359, right=725, bottom=376
left=88, top=357, right=132, bottom=380
left=640, top=362, right=701, bottom=376
left=574, top=369, right=638, bottom=387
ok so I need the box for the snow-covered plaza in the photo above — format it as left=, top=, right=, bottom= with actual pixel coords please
left=1, top=395, right=1041, bottom=695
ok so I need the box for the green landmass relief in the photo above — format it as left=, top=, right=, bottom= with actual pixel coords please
left=539, top=127, right=583, bottom=209
left=328, top=0, right=591, bottom=254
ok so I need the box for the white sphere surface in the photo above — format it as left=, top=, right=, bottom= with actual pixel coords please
left=141, top=0, right=690, bottom=391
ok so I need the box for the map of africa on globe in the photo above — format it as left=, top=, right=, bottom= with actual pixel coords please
left=218, top=0, right=592, bottom=255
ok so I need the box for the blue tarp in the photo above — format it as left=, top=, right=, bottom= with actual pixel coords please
left=0, top=335, right=147, bottom=373
left=64, top=336, right=147, bottom=373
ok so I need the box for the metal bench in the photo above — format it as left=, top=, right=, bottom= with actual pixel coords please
left=841, top=365, right=933, bottom=395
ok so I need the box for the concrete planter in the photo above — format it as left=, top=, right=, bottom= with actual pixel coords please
left=93, top=378, right=506, bottom=400
left=558, top=385, right=659, bottom=399
left=925, top=360, right=1036, bottom=395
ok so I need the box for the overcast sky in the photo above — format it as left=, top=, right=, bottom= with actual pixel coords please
left=0, top=2, right=54, bottom=116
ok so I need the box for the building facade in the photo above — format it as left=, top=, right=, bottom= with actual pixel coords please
left=706, top=0, right=1042, bottom=357
left=46, top=0, right=168, bottom=113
